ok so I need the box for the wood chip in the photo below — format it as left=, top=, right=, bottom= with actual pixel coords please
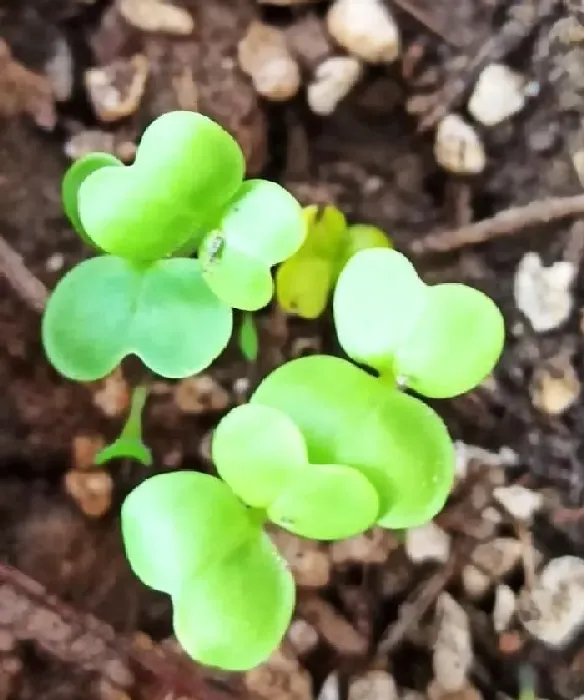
left=297, top=596, right=368, bottom=656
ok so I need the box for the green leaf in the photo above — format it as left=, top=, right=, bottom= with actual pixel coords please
left=199, top=180, right=305, bottom=310
left=62, top=152, right=123, bottom=248
left=268, top=463, right=379, bottom=539
left=395, top=283, right=505, bottom=398
left=77, top=111, right=245, bottom=260
left=336, top=223, right=391, bottom=271
left=252, top=355, right=455, bottom=529
left=301, top=204, right=347, bottom=259
left=276, top=255, right=334, bottom=319
left=121, top=471, right=256, bottom=595
left=238, top=312, right=259, bottom=361
left=212, top=403, right=308, bottom=508
left=173, top=531, right=295, bottom=671
left=42, top=256, right=232, bottom=381
left=333, top=248, right=505, bottom=397
left=95, top=385, right=152, bottom=466
left=333, top=248, right=427, bottom=376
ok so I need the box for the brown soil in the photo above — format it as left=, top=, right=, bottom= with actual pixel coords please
left=1, top=0, right=584, bottom=699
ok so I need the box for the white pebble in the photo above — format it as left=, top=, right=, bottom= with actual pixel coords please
left=287, top=619, right=319, bottom=655
left=434, top=114, right=486, bottom=174
left=468, top=63, right=527, bottom=127
left=514, top=252, right=576, bottom=332
left=493, top=485, right=544, bottom=522
left=308, top=56, right=362, bottom=116
left=493, top=584, right=516, bottom=632
left=462, top=565, right=491, bottom=598
left=433, top=593, right=473, bottom=692
left=405, top=522, right=451, bottom=565
left=348, top=671, right=398, bottom=700
left=327, top=0, right=400, bottom=64
left=519, top=556, right=584, bottom=647
left=117, top=0, right=194, bottom=35
left=238, top=21, right=300, bottom=101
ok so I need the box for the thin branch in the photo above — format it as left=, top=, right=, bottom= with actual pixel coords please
left=410, top=194, right=584, bottom=255
left=0, top=233, right=48, bottom=312
left=0, top=561, right=243, bottom=700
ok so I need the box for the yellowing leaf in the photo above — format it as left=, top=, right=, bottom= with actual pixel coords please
left=276, top=255, right=333, bottom=319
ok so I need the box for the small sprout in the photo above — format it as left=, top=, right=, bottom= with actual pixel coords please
left=42, top=256, right=233, bottom=381
left=238, top=312, right=259, bottom=362
left=121, top=471, right=294, bottom=670
left=333, top=248, right=505, bottom=398
left=43, top=110, right=305, bottom=381
left=76, top=111, right=245, bottom=260
left=198, top=179, right=305, bottom=311
left=95, top=385, right=152, bottom=466
left=251, top=354, right=455, bottom=529
left=276, top=204, right=390, bottom=319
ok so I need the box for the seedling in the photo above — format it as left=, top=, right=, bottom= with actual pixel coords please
left=42, top=110, right=505, bottom=673
left=42, top=110, right=305, bottom=382
left=276, top=204, right=391, bottom=319
left=95, top=385, right=152, bottom=467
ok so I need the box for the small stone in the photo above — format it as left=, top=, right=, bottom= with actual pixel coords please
left=468, top=64, right=526, bottom=127
left=174, top=375, right=230, bottom=414
left=72, top=434, right=106, bottom=471
left=454, top=440, right=519, bottom=480
left=433, top=593, right=473, bottom=692
left=46, top=253, right=65, bottom=272
left=307, top=56, right=362, bottom=116
left=493, top=584, right=516, bottom=632
left=405, top=522, right=451, bottom=565
left=65, top=129, right=116, bottom=160
left=64, top=469, right=113, bottom=518
left=428, top=680, right=483, bottom=700
left=318, top=673, right=340, bottom=700
left=269, top=530, right=330, bottom=587
left=287, top=619, right=319, bottom=655
left=238, top=22, right=300, bottom=101
left=493, top=485, right=544, bottom=522
left=330, top=528, right=397, bottom=566
left=472, top=537, right=523, bottom=579
left=245, top=648, right=312, bottom=700
left=85, top=54, right=149, bottom=122
left=514, top=252, right=576, bottom=332
left=93, top=368, right=130, bottom=418
left=348, top=671, right=398, bottom=700
left=462, top=565, right=491, bottom=599
left=531, top=355, right=580, bottom=416
left=45, top=35, right=74, bottom=102
left=117, top=0, right=194, bottom=35
left=434, top=114, right=486, bottom=174
left=327, top=0, right=400, bottom=64
left=259, top=0, right=320, bottom=4
left=518, top=556, right=584, bottom=647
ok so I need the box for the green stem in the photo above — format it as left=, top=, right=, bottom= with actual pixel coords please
left=120, top=384, right=149, bottom=441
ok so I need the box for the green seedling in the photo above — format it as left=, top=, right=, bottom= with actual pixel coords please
left=121, top=471, right=294, bottom=671
left=333, top=248, right=505, bottom=398
left=43, top=110, right=505, bottom=674
left=95, top=385, right=152, bottom=466
left=276, top=204, right=391, bottom=319
left=238, top=312, right=259, bottom=362
left=42, top=110, right=305, bottom=381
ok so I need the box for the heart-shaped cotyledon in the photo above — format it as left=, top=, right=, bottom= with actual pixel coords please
left=42, top=256, right=233, bottom=381
left=121, top=471, right=295, bottom=670
left=333, top=248, right=505, bottom=398
left=212, top=403, right=381, bottom=539
left=197, top=179, right=306, bottom=311
left=74, top=111, right=246, bottom=260
left=250, top=354, right=456, bottom=530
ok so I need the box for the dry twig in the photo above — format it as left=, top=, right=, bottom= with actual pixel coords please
left=0, top=561, right=243, bottom=700
left=0, top=234, right=48, bottom=312
left=411, top=194, right=584, bottom=255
